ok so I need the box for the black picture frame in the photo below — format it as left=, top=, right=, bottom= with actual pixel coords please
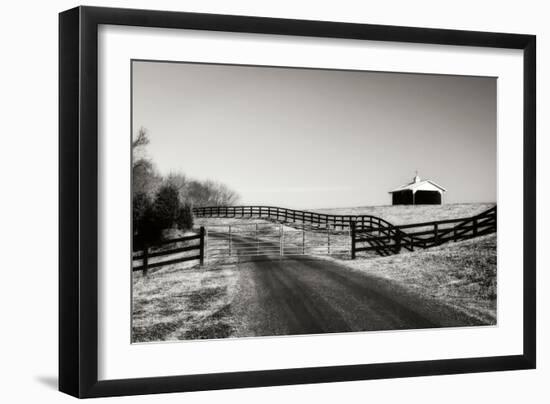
left=59, top=6, right=536, bottom=398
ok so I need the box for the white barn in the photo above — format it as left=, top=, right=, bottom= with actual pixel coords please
left=389, top=174, right=446, bottom=205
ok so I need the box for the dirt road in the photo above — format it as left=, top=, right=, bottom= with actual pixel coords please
left=230, top=254, right=486, bottom=337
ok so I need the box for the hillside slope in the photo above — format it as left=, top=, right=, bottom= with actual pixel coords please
left=321, top=233, right=497, bottom=323
left=316, top=203, right=495, bottom=225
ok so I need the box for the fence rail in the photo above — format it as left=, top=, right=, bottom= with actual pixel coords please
left=132, top=227, right=205, bottom=274
left=351, top=206, right=497, bottom=257
left=193, top=205, right=383, bottom=231
left=193, top=205, right=497, bottom=258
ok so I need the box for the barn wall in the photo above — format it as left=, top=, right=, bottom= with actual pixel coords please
left=391, top=190, right=442, bottom=205
left=392, top=190, right=414, bottom=205
left=414, top=190, right=441, bottom=204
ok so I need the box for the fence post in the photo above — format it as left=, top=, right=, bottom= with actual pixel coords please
left=302, top=228, right=305, bottom=254
left=280, top=224, right=284, bottom=256
left=205, top=227, right=209, bottom=260
left=327, top=225, right=331, bottom=254
left=256, top=223, right=259, bottom=254
left=143, top=245, right=149, bottom=275
left=473, top=218, right=478, bottom=237
left=434, top=223, right=439, bottom=245
left=350, top=221, right=356, bottom=259
left=394, top=231, right=401, bottom=253
left=199, top=227, right=205, bottom=266
left=228, top=225, right=232, bottom=256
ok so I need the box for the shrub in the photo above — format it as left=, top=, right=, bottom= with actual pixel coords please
left=139, top=205, right=163, bottom=247
left=153, top=184, right=180, bottom=230
left=133, top=192, right=162, bottom=249
left=177, top=205, right=194, bottom=231
left=133, top=192, right=150, bottom=228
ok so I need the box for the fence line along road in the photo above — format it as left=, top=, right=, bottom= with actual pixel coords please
left=132, top=227, right=205, bottom=274
left=193, top=205, right=387, bottom=231
left=352, top=206, right=496, bottom=257
left=194, top=205, right=497, bottom=258
left=129, top=206, right=496, bottom=274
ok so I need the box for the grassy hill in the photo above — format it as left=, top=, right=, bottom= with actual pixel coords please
left=322, top=233, right=497, bottom=324
left=132, top=259, right=240, bottom=342
left=316, top=203, right=495, bottom=225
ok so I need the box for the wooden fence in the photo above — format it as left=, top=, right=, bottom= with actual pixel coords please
left=351, top=206, right=497, bottom=258
left=193, top=205, right=497, bottom=258
left=132, top=227, right=205, bottom=274
left=193, top=206, right=372, bottom=231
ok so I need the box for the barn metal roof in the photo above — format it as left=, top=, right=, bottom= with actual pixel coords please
left=389, top=176, right=447, bottom=194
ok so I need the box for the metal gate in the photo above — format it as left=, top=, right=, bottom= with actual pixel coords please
left=205, top=223, right=351, bottom=260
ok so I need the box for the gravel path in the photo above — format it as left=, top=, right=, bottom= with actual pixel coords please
left=230, top=252, right=486, bottom=337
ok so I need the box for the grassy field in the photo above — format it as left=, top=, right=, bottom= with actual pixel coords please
left=132, top=259, right=240, bottom=342
left=316, top=203, right=495, bottom=225
left=133, top=203, right=497, bottom=342
left=321, top=233, right=497, bottom=324
left=133, top=233, right=496, bottom=341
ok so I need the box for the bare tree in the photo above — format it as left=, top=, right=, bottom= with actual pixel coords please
left=164, top=173, right=188, bottom=202
left=132, top=127, right=162, bottom=197
left=205, top=180, right=240, bottom=206
left=132, top=127, right=149, bottom=149
left=133, top=159, right=162, bottom=197
left=185, top=180, right=211, bottom=206
left=130, top=127, right=239, bottom=206
left=184, top=179, right=239, bottom=207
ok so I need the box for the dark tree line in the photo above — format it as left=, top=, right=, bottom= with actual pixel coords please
left=133, top=184, right=194, bottom=249
left=164, top=173, right=239, bottom=207
left=132, top=128, right=239, bottom=248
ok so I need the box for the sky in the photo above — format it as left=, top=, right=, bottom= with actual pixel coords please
left=132, top=60, right=496, bottom=209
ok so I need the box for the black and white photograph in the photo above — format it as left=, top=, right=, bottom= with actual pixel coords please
left=1, top=0, right=544, bottom=400
left=131, top=60, right=497, bottom=343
